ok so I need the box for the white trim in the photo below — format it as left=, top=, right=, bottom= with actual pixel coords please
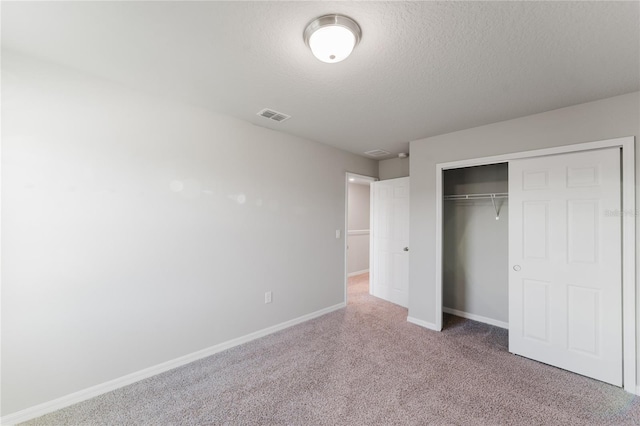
left=435, top=160, right=443, bottom=331
left=347, top=269, right=369, bottom=277
left=369, top=183, right=375, bottom=296
left=0, top=302, right=346, bottom=425
left=347, top=229, right=370, bottom=236
left=437, top=138, right=629, bottom=170
left=434, top=136, right=636, bottom=393
left=621, top=138, right=636, bottom=393
left=443, top=307, right=509, bottom=330
left=407, top=316, right=440, bottom=331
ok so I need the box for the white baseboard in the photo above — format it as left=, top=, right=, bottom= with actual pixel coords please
left=406, top=316, right=440, bottom=331
left=347, top=269, right=369, bottom=277
left=1, top=302, right=346, bottom=425
left=443, top=307, right=509, bottom=330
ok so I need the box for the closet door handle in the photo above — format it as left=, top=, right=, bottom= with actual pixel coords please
left=513, top=265, right=521, bottom=272
left=403, top=247, right=409, bottom=252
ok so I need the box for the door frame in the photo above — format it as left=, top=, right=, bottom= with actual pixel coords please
left=344, top=172, right=377, bottom=303
left=434, top=136, right=636, bottom=393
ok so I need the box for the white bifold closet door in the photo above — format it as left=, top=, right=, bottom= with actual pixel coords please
left=371, top=177, right=410, bottom=308
left=509, top=148, right=622, bottom=386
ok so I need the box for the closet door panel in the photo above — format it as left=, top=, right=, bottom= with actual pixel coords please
left=508, top=148, right=621, bottom=387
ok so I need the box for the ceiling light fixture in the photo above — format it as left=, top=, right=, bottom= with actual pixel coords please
left=303, top=14, right=362, bottom=63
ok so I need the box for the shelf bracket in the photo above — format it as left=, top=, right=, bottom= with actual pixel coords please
left=491, top=194, right=500, bottom=220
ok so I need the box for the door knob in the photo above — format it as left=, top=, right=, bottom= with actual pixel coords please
left=513, top=265, right=521, bottom=271
left=403, top=247, right=409, bottom=252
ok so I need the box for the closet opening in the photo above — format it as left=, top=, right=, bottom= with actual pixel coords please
left=442, top=162, right=509, bottom=330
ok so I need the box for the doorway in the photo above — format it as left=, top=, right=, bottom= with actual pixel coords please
left=345, top=173, right=377, bottom=303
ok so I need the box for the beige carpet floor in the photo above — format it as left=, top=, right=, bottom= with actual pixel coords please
left=24, top=273, right=640, bottom=425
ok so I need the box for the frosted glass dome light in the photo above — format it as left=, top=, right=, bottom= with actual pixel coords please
left=304, top=15, right=362, bottom=63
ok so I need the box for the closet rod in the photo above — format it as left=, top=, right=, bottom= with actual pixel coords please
left=443, top=192, right=508, bottom=201
left=444, top=192, right=508, bottom=220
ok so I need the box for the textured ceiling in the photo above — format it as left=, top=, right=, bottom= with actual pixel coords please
left=2, top=1, right=639, bottom=159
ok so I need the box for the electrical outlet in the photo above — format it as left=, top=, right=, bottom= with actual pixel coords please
left=265, top=291, right=272, bottom=304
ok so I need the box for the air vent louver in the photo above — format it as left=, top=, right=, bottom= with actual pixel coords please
left=257, top=108, right=291, bottom=123
left=364, top=149, right=391, bottom=157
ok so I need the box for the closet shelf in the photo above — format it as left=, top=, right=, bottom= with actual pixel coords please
left=443, top=192, right=508, bottom=201
left=444, top=192, right=508, bottom=220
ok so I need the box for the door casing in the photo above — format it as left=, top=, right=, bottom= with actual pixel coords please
left=433, top=136, right=636, bottom=393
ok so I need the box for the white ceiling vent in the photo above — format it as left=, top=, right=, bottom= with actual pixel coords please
left=257, top=108, right=291, bottom=123
left=364, top=149, right=391, bottom=157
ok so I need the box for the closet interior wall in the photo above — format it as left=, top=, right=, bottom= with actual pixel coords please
left=443, top=163, right=509, bottom=326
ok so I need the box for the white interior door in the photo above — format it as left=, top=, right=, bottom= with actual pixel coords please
left=509, top=148, right=622, bottom=386
left=371, top=177, right=410, bottom=307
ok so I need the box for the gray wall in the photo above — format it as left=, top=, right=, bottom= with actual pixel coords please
left=348, top=183, right=370, bottom=230
left=408, top=91, right=640, bottom=378
left=347, top=183, right=371, bottom=275
left=443, top=164, right=508, bottom=323
left=1, top=51, right=378, bottom=416
left=379, top=157, right=409, bottom=180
